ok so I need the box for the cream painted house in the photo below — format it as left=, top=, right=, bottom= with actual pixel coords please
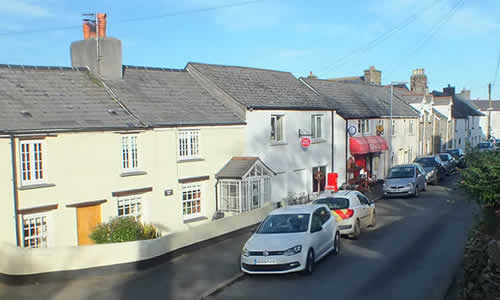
left=0, top=61, right=246, bottom=248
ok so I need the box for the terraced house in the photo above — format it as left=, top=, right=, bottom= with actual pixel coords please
left=186, top=63, right=348, bottom=205
left=301, top=77, right=420, bottom=181
left=0, top=31, right=247, bottom=248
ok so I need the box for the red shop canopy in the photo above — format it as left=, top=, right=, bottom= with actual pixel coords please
left=349, top=136, right=388, bottom=155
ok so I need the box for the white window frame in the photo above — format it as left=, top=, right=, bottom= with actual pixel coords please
left=20, top=140, right=47, bottom=186
left=121, top=135, right=139, bottom=172
left=270, top=115, right=285, bottom=144
left=311, top=114, right=323, bottom=140
left=22, top=212, right=52, bottom=248
left=409, top=120, right=415, bottom=136
left=117, top=195, right=143, bottom=219
left=178, top=130, right=200, bottom=160
left=182, top=183, right=203, bottom=220
left=220, top=180, right=241, bottom=213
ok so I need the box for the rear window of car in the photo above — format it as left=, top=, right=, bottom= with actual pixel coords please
left=415, top=157, right=438, bottom=167
left=388, top=166, right=415, bottom=178
left=438, top=154, right=449, bottom=161
left=313, top=197, right=349, bottom=210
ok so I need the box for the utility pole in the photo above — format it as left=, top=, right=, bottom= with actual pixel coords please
left=488, top=83, right=492, bottom=140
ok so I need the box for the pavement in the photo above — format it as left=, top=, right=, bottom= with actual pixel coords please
left=0, top=174, right=474, bottom=300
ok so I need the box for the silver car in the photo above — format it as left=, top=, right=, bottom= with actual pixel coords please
left=383, top=164, right=427, bottom=198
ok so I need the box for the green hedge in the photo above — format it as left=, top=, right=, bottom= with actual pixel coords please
left=90, top=216, right=160, bottom=244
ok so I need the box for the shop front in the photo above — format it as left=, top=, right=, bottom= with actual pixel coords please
left=349, top=136, right=388, bottom=180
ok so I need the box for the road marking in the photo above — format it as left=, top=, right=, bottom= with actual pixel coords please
left=198, top=272, right=245, bottom=299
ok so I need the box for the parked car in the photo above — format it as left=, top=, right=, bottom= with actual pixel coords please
left=437, top=153, right=457, bottom=175
left=478, top=142, right=494, bottom=152
left=414, top=156, right=446, bottom=185
left=445, top=148, right=466, bottom=168
left=312, top=190, right=375, bottom=239
left=241, top=204, right=340, bottom=275
left=383, top=163, right=427, bottom=198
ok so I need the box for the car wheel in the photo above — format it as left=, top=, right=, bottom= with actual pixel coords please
left=349, top=219, right=361, bottom=239
left=303, top=249, right=314, bottom=275
left=368, top=210, right=376, bottom=228
left=332, top=231, right=341, bottom=255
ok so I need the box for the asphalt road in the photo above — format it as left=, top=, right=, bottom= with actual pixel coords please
left=207, top=174, right=478, bottom=300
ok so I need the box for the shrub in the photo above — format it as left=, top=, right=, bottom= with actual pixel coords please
left=90, top=216, right=160, bottom=244
left=460, top=150, right=500, bottom=233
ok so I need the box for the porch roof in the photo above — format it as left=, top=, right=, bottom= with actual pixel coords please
left=216, top=157, right=275, bottom=179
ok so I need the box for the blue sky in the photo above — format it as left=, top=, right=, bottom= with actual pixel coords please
left=0, top=0, right=499, bottom=99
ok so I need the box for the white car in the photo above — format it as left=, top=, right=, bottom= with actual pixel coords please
left=241, top=204, right=340, bottom=275
left=312, top=190, right=375, bottom=239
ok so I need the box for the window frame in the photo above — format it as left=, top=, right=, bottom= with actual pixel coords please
left=117, top=195, right=143, bottom=219
left=22, top=212, right=51, bottom=248
left=19, top=139, right=47, bottom=186
left=270, top=114, right=285, bottom=144
left=311, top=114, right=323, bottom=140
left=182, top=183, right=203, bottom=220
left=121, top=135, right=140, bottom=172
left=178, top=130, right=201, bottom=160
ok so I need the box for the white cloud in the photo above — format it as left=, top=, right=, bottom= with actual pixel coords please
left=0, top=0, right=50, bottom=17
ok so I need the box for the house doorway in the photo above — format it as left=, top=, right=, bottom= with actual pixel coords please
left=312, top=166, right=326, bottom=193
left=77, top=204, right=102, bottom=245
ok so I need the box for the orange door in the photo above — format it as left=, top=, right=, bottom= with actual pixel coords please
left=77, top=204, right=102, bottom=245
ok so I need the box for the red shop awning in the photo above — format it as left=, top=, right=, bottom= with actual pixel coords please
left=349, top=136, right=388, bottom=155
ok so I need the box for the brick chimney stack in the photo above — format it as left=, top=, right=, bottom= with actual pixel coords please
left=363, top=66, right=381, bottom=85
left=410, top=68, right=428, bottom=94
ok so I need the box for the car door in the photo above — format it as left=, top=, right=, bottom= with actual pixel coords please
left=319, top=207, right=334, bottom=254
left=355, top=193, right=370, bottom=227
left=310, top=209, right=326, bottom=258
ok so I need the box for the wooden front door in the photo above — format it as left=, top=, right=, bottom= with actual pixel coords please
left=77, top=204, right=101, bottom=245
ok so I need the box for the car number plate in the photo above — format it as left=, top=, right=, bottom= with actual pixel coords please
left=255, top=259, right=276, bottom=265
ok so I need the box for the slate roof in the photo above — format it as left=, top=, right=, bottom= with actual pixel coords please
left=215, top=157, right=276, bottom=179
left=0, top=65, right=140, bottom=133
left=187, top=63, right=331, bottom=110
left=104, top=66, right=245, bottom=127
left=397, top=94, right=426, bottom=104
left=470, top=100, right=500, bottom=111
left=431, top=90, right=484, bottom=118
left=302, top=78, right=419, bottom=119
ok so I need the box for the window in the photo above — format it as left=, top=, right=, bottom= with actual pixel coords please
left=220, top=181, right=240, bottom=212
left=356, top=194, right=369, bottom=205
left=117, top=196, right=142, bottom=219
left=270, top=115, right=284, bottom=143
left=178, top=130, right=200, bottom=160
left=319, top=207, right=331, bottom=224
left=392, top=120, right=396, bottom=136
left=459, top=138, right=462, bottom=145
left=311, top=115, right=323, bottom=140
left=121, top=135, right=139, bottom=171
left=20, top=140, right=46, bottom=185
left=357, top=120, right=370, bottom=135
left=409, top=120, right=415, bottom=136
left=23, top=214, right=48, bottom=248
left=182, top=183, right=202, bottom=219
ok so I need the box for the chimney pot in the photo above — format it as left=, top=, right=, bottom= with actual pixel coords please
left=97, top=13, right=107, bottom=38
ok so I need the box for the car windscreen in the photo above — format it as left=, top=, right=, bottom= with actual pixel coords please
left=448, top=150, right=459, bottom=157
left=387, top=166, right=415, bottom=178
left=415, top=158, right=438, bottom=167
left=438, top=154, right=449, bottom=161
left=256, top=214, right=310, bottom=234
left=313, top=197, right=349, bottom=210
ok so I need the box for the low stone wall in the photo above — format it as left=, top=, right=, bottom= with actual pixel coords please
left=0, top=204, right=273, bottom=276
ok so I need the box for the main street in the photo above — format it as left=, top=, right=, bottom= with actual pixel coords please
left=208, top=174, right=477, bottom=300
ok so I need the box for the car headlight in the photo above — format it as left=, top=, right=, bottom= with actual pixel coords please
left=406, top=183, right=413, bottom=187
left=283, top=245, right=302, bottom=256
left=242, top=248, right=250, bottom=257
left=426, top=170, right=435, bottom=178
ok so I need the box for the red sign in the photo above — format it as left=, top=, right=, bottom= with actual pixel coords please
left=301, top=137, right=311, bottom=147
left=325, top=172, right=339, bottom=192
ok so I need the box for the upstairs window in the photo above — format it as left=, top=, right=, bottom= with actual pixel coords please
left=409, top=120, right=415, bottom=136
left=357, top=120, right=370, bottom=135
left=20, top=140, right=46, bottom=185
left=271, top=115, right=285, bottom=143
left=121, top=135, right=139, bottom=171
left=311, top=115, right=323, bottom=140
left=178, top=130, right=200, bottom=160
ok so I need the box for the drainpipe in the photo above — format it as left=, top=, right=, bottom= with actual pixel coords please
left=215, top=179, right=219, bottom=212
left=10, top=135, right=20, bottom=246
left=331, top=111, right=335, bottom=173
